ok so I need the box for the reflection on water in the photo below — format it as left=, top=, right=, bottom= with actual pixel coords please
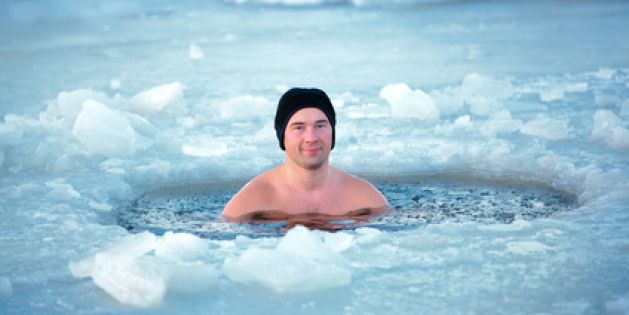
left=235, top=207, right=389, bottom=232
left=116, top=177, right=577, bottom=239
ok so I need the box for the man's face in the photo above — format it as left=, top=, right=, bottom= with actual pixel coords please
left=283, top=107, right=333, bottom=170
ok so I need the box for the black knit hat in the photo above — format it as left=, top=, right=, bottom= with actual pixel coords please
left=274, top=88, right=336, bottom=151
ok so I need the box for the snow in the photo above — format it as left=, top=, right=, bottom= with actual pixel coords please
left=505, top=241, right=552, bottom=255
left=591, top=110, right=629, bottom=150
left=461, top=73, right=514, bottom=116
left=69, top=232, right=163, bottom=306
left=44, top=89, right=110, bottom=125
left=224, top=226, right=351, bottom=293
left=520, top=114, right=571, bottom=141
left=188, top=43, right=205, bottom=60
left=45, top=179, right=81, bottom=199
left=379, top=83, right=439, bottom=121
left=72, top=99, right=148, bottom=157
left=1, top=0, right=629, bottom=314
left=181, top=136, right=229, bottom=157
left=430, top=86, right=464, bottom=116
left=131, top=82, right=184, bottom=115
left=110, top=79, right=122, bottom=90
left=216, top=95, right=273, bottom=120
left=539, top=86, right=565, bottom=102
left=593, top=68, right=617, bottom=80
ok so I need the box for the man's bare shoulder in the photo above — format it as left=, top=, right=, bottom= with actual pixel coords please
left=333, top=168, right=389, bottom=208
left=222, top=168, right=279, bottom=219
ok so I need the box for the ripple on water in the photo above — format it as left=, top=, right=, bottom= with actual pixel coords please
left=116, top=176, right=578, bottom=239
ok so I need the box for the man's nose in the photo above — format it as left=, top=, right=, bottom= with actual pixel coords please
left=304, top=127, right=318, bottom=141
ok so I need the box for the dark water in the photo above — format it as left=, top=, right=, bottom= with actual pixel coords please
left=116, top=177, right=577, bottom=239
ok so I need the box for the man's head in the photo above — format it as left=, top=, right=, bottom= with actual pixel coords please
left=274, top=88, right=336, bottom=151
left=283, top=107, right=333, bottom=170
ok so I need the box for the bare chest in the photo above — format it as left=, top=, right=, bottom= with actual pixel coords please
left=273, top=187, right=351, bottom=215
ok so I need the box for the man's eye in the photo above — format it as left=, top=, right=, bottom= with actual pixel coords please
left=316, top=123, right=325, bottom=128
left=293, top=125, right=304, bottom=131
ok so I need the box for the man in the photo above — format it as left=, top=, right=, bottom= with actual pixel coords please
left=222, top=87, right=388, bottom=222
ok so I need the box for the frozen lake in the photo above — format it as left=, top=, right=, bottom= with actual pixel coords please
left=1, top=0, right=629, bottom=314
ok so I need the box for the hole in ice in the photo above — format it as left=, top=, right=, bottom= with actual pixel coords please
left=115, top=175, right=577, bottom=239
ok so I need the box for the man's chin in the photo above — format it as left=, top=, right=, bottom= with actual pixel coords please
left=301, top=159, right=326, bottom=170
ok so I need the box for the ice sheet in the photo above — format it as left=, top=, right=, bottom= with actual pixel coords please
left=1, top=0, right=628, bottom=314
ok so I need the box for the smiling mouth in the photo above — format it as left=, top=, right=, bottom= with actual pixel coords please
left=302, top=148, right=321, bottom=154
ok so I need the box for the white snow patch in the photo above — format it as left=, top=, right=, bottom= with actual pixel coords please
left=565, top=82, right=588, bottom=93
left=181, top=136, right=229, bottom=157
left=216, top=95, right=273, bottom=120
left=188, top=43, right=204, bottom=60
left=591, top=110, right=629, bottom=150
left=43, top=89, right=109, bottom=126
left=354, top=227, right=382, bottom=244
left=45, top=179, right=81, bottom=199
left=155, top=232, right=208, bottom=262
left=592, top=68, right=616, bottom=80
left=520, top=114, right=571, bottom=141
left=323, top=231, right=354, bottom=253
left=479, top=220, right=532, bottom=231
left=539, top=86, right=565, bottom=102
left=481, top=110, right=523, bottom=135
left=224, top=33, right=238, bottom=41
left=69, top=232, right=163, bottom=306
left=435, top=115, right=474, bottom=135
left=131, top=82, right=184, bottom=115
left=89, top=200, right=112, bottom=211
left=379, top=83, right=439, bottom=121
left=223, top=226, right=351, bottom=293
left=346, top=103, right=388, bottom=119
left=461, top=73, right=514, bottom=116
left=72, top=99, right=149, bottom=157
left=69, top=231, right=218, bottom=306
left=429, top=86, right=464, bottom=115
left=505, top=241, right=552, bottom=255
left=110, top=79, right=121, bottom=90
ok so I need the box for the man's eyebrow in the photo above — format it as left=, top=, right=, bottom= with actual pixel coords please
left=288, top=120, right=328, bottom=126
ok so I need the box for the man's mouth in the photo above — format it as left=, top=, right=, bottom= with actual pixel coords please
left=302, top=147, right=321, bottom=154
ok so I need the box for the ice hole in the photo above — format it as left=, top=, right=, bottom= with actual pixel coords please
left=116, top=175, right=577, bottom=239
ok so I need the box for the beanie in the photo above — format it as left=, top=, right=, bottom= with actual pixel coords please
left=274, top=88, right=336, bottom=151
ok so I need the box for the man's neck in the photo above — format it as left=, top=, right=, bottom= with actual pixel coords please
left=282, top=160, right=331, bottom=192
